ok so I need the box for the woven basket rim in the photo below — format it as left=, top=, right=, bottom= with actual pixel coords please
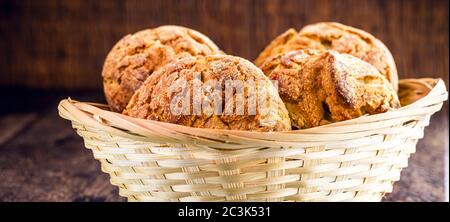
left=58, top=78, right=447, bottom=149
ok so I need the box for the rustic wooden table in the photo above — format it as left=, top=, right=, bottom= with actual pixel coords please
left=0, top=90, right=447, bottom=202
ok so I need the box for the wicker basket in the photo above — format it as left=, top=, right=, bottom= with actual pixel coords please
left=58, top=78, right=447, bottom=202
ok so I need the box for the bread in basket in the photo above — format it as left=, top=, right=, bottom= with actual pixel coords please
left=58, top=78, right=447, bottom=202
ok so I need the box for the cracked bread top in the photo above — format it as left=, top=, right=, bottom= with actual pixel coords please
left=254, top=22, right=398, bottom=91
left=260, top=49, right=400, bottom=129
left=102, top=25, right=222, bottom=112
left=123, top=54, right=291, bottom=132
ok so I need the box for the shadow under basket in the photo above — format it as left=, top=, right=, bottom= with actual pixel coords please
left=58, top=78, right=448, bottom=202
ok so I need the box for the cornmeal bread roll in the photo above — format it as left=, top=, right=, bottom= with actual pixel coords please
left=254, top=22, right=398, bottom=91
left=260, top=49, right=400, bottom=129
left=102, top=26, right=222, bottom=112
left=123, top=55, right=291, bottom=131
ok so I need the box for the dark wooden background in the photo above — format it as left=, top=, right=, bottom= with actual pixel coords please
left=0, top=0, right=448, bottom=202
left=0, top=0, right=448, bottom=90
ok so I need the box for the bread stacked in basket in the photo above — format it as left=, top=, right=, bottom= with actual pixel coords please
left=102, top=23, right=401, bottom=131
left=59, top=22, right=446, bottom=202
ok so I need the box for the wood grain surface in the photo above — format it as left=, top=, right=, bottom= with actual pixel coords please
left=0, top=0, right=448, bottom=90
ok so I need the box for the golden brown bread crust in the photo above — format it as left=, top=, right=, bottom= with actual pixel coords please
left=260, top=49, right=400, bottom=129
left=254, top=22, right=398, bottom=91
left=102, top=25, right=222, bottom=112
left=123, top=55, right=291, bottom=131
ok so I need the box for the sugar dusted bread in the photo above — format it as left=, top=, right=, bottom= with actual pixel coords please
left=255, top=22, right=398, bottom=91
left=123, top=54, right=291, bottom=132
left=102, top=25, right=222, bottom=112
left=260, top=49, right=400, bottom=129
